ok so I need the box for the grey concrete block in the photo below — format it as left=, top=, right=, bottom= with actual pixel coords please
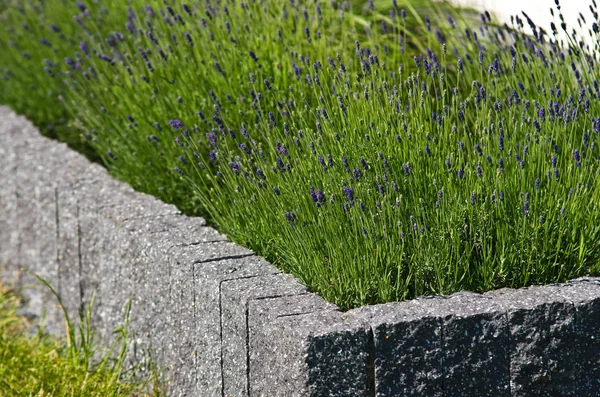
left=220, top=273, right=309, bottom=396
left=537, top=279, right=600, bottom=395
left=0, top=158, right=19, bottom=279
left=247, top=293, right=338, bottom=395
left=56, top=187, right=82, bottom=327
left=485, top=285, right=577, bottom=396
left=161, top=246, right=259, bottom=396
left=249, top=297, right=372, bottom=397
left=189, top=255, right=281, bottom=396
left=346, top=299, right=444, bottom=397
left=416, top=292, right=509, bottom=397
left=11, top=138, right=60, bottom=330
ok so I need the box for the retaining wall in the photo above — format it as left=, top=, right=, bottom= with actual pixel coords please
left=1, top=106, right=599, bottom=396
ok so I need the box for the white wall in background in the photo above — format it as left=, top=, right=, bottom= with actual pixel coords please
left=450, top=0, right=596, bottom=44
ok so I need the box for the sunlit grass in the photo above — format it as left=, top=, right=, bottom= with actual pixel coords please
left=0, top=276, right=164, bottom=396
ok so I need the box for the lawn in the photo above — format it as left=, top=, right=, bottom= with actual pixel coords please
left=1, top=0, right=600, bottom=310
left=0, top=278, right=164, bottom=396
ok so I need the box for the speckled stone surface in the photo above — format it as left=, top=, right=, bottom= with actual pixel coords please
left=249, top=296, right=372, bottom=396
left=2, top=106, right=600, bottom=396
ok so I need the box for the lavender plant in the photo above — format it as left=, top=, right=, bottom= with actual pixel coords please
left=3, top=0, right=600, bottom=309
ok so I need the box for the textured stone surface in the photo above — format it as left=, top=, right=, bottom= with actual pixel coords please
left=220, top=273, right=308, bottom=396
left=419, top=293, right=509, bottom=397
left=347, top=298, right=444, bottom=397
left=0, top=113, right=20, bottom=276
left=559, top=279, right=600, bottom=393
left=485, top=285, right=577, bottom=396
left=192, top=255, right=280, bottom=396
left=249, top=297, right=372, bottom=397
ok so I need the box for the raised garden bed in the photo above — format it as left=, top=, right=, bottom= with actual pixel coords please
left=2, top=107, right=599, bottom=396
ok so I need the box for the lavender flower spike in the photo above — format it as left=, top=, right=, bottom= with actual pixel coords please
left=169, top=119, right=184, bottom=129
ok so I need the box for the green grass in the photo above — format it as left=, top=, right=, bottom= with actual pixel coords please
left=0, top=276, right=164, bottom=396
left=2, top=0, right=600, bottom=310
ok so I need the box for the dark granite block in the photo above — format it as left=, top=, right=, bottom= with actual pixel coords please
left=250, top=298, right=371, bottom=397
left=538, top=279, right=600, bottom=396
left=346, top=299, right=444, bottom=397
left=416, top=292, right=509, bottom=397
left=485, top=286, right=577, bottom=397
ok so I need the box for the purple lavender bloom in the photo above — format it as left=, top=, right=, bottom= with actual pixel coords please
left=476, top=164, right=483, bottom=177
left=316, top=189, right=326, bottom=205
left=276, top=157, right=285, bottom=171
left=403, top=163, right=410, bottom=176
left=318, top=156, right=326, bottom=169
left=202, top=133, right=217, bottom=148
left=79, top=41, right=89, bottom=56
left=360, top=157, right=368, bottom=170
left=174, top=167, right=184, bottom=176
left=471, top=192, right=476, bottom=205
left=524, top=192, right=530, bottom=215
left=64, top=57, right=77, bottom=69
left=535, top=178, right=540, bottom=189
left=279, top=144, right=289, bottom=158
left=304, top=26, right=311, bottom=42
left=435, top=29, right=445, bottom=44
left=539, top=107, right=546, bottom=121
left=343, top=186, right=355, bottom=205
left=77, top=1, right=86, bottom=12
left=284, top=212, right=296, bottom=225
left=228, top=162, right=241, bottom=173
left=343, top=156, right=348, bottom=169
left=457, top=168, right=464, bottom=180
left=107, top=151, right=117, bottom=160
left=574, top=149, right=581, bottom=164
left=327, top=154, right=333, bottom=167
left=185, top=32, right=193, bottom=46
left=445, top=156, right=451, bottom=169
left=238, top=143, right=250, bottom=154
left=273, top=187, right=280, bottom=195
left=169, top=119, right=184, bottom=129
left=256, top=168, right=266, bottom=180
left=498, top=158, right=504, bottom=169
left=475, top=144, right=483, bottom=156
